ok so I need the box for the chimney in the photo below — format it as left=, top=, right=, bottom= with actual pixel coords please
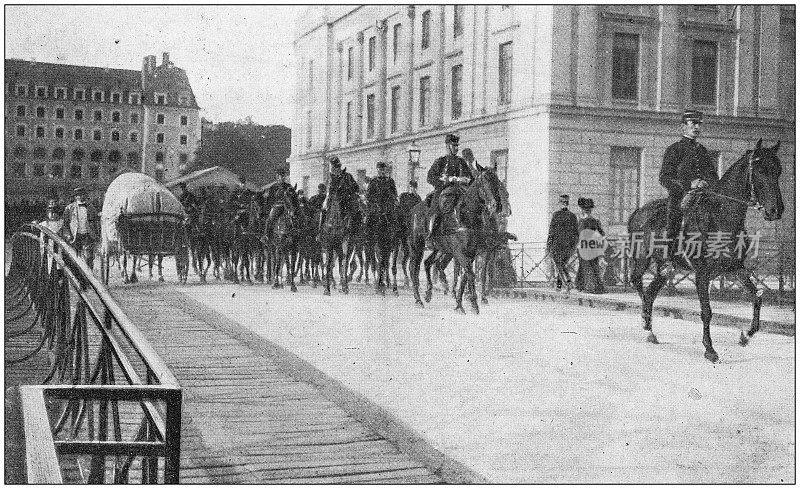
left=149, top=55, right=156, bottom=73
left=142, top=56, right=149, bottom=89
left=162, top=52, right=170, bottom=67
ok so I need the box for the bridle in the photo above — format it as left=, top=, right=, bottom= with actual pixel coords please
left=701, top=151, right=764, bottom=211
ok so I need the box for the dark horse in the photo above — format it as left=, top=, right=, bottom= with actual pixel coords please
left=407, top=164, right=511, bottom=313
left=366, top=202, right=400, bottom=296
left=320, top=174, right=359, bottom=296
left=265, top=185, right=300, bottom=292
left=628, top=139, right=783, bottom=362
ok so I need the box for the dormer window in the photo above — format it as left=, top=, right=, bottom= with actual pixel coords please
left=129, top=93, right=140, bottom=104
left=16, top=85, right=26, bottom=97
left=92, top=90, right=103, bottom=102
left=36, top=86, right=47, bottom=98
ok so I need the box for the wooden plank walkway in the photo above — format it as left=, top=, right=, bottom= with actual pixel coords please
left=108, top=284, right=442, bottom=484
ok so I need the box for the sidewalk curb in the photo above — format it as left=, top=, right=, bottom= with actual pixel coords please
left=487, top=287, right=795, bottom=337
left=165, top=285, right=490, bottom=484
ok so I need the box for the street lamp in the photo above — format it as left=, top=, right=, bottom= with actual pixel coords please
left=407, top=141, right=421, bottom=184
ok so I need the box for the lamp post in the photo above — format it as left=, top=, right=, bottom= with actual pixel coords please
left=407, top=141, right=421, bottom=187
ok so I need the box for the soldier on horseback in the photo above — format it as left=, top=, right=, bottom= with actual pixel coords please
left=322, top=156, right=360, bottom=233
left=366, top=162, right=398, bottom=230
left=659, top=109, right=719, bottom=275
left=265, top=168, right=298, bottom=237
left=178, top=182, right=199, bottom=214
left=426, top=134, right=473, bottom=246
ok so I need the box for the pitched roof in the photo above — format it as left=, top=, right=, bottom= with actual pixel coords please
left=5, top=59, right=141, bottom=91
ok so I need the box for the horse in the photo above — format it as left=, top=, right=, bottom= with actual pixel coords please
left=365, top=201, right=400, bottom=296
left=406, top=163, right=511, bottom=313
left=320, top=173, right=360, bottom=296
left=347, top=199, right=375, bottom=285
left=627, top=139, right=784, bottom=362
left=265, top=184, right=300, bottom=291
left=295, top=203, right=324, bottom=287
left=187, top=200, right=213, bottom=282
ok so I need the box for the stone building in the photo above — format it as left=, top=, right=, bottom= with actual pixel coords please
left=290, top=5, right=795, bottom=248
left=4, top=53, right=201, bottom=203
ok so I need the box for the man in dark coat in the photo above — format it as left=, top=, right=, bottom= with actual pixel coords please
left=366, top=162, right=398, bottom=228
left=426, top=133, right=474, bottom=243
left=308, top=183, right=327, bottom=210
left=178, top=182, right=199, bottom=214
left=659, top=109, right=719, bottom=274
left=322, top=156, right=360, bottom=234
left=398, top=180, right=422, bottom=215
left=264, top=168, right=297, bottom=237
left=547, top=194, right=579, bottom=290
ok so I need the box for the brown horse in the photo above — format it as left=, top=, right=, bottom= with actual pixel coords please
left=627, top=139, right=784, bottom=362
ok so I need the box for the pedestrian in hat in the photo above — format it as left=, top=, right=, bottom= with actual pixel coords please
left=574, top=198, right=605, bottom=294
left=62, top=187, right=99, bottom=269
left=398, top=179, right=422, bottom=216
left=659, top=109, right=719, bottom=275
left=40, top=199, right=67, bottom=237
left=425, top=133, right=473, bottom=246
left=547, top=194, right=579, bottom=291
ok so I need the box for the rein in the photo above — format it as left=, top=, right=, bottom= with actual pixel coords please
left=702, top=152, right=764, bottom=210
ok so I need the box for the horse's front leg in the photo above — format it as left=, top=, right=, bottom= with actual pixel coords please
left=736, top=268, right=763, bottom=346
left=273, top=249, right=283, bottom=288
left=288, top=247, right=298, bottom=293
left=158, top=255, right=164, bottom=282
left=695, top=270, right=717, bottom=362
left=391, top=243, right=399, bottom=296
left=340, top=242, right=352, bottom=294
left=323, top=248, right=332, bottom=296
left=423, top=250, right=438, bottom=303
left=480, top=251, right=494, bottom=304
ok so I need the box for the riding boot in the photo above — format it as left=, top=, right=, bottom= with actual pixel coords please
left=426, top=214, right=439, bottom=249
left=662, top=194, right=683, bottom=276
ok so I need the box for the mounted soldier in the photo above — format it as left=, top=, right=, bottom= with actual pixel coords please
left=178, top=182, right=199, bottom=214
left=426, top=133, right=474, bottom=245
left=398, top=180, right=422, bottom=215
left=322, top=156, right=360, bottom=234
left=366, top=162, right=398, bottom=230
left=308, top=183, right=327, bottom=210
left=265, top=168, right=298, bottom=237
left=659, top=109, right=720, bottom=275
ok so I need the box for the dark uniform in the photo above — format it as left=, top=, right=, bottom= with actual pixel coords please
left=659, top=111, right=719, bottom=257
left=265, top=180, right=298, bottom=236
left=324, top=158, right=361, bottom=233
left=366, top=172, right=398, bottom=229
left=398, top=189, right=422, bottom=215
left=308, top=184, right=327, bottom=210
left=426, top=134, right=474, bottom=237
left=546, top=196, right=579, bottom=288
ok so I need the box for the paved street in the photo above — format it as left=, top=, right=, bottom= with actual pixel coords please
left=171, top=280, right=795, bottom=484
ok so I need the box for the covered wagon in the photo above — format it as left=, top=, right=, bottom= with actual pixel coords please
left=100, top=172, right=189, bottom=284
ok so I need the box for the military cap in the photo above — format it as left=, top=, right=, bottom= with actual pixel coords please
left=328, top=155, right=342, bottom=168
left=409, top=180, right=418, bottom=188
left=376, top=161, right=387, bottom=169
left=47, top=199, right=58, bottom=209
left=577, top=197, right=594, bottom=210
left=445, top=134, right=460, bottom=145
left=559, top=194, right=569, bottom=202
left=318, top=183, right=327, bottom=190
left=73, top=187, right=86, bottom=195
left=682, top=109, right=703, bottom=123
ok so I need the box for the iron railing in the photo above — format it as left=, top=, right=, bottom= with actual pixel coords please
left=6, top=223, right=182, bottom=483
left=486, top=238, right=795, bottom=307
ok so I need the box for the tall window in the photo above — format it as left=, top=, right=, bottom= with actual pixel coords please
left=393, top=23, right=401, bottom=63
left=180, top=135, right=187, bottom=145
left=454, top=5, right=464, bottom=38
left=499, top=41, right=513, bottom=104
left=368, top=36, right=376, bottom=72
left=366, top=94, right=376, bottom=139
left=36, top=106, right=45, bottom=118
left=130, top=113, right=139, bottom=124
left=612, top=33, right=639, bottom=100
left=157, top=113, right=165, bottom=124
left=74, top=89, right=84, bottom=101
left=93, top=129, right=102, bottom=141
left=16, top=105, right=26, bottom=117
left=74, top=109, right=83, bottom=121
left=691, top=40, right=718, bottom=105
left=55, top=127, right=64, bottom=139
left=391, top=86, right=401, bottom=134
left=609, top=146, right=641, bottom=225
left=112, top=93, right=120, bottom=103
left=156, top=133, right=164, bottom=143
left=55, top=88, right=65, bottom=99
left=348, top=47, right=354, bottom=80
left=16, top=125, right=26, bottom=137
left=112, top=131, right=120, bottom=142
left=345, top=102, right=352, bottom=142
left=36, top=126, right=45, bottom=138
left=451, top=64, right=463, bottom=120
left=94, top=110, right=102, bottom=121
left=71, top=164, right=82, bottom=179
left=419, top=76, right=431, bottom=126
left=55, top=108, right=64, bottom=119
left=421, top=10, right=431, bottom=50
left=306, top=110, right=312, bottom=148
left=112, top=111, right=121, bottom=122
left=74, top=128, right=83, bottom=140
left=180, top=115, right=188, bottom=126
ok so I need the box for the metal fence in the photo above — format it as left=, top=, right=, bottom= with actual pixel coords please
left=487, top=238, right=795, bottom=307
left=6, top=223, right=183, bottom=483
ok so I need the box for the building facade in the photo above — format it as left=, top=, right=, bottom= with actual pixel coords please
left=291, top=5, right=795, bottom=248
left=4, top=53, right=201, bottom=203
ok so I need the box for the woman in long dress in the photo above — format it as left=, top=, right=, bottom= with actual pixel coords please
left=574, top=197, right=605, bottom=294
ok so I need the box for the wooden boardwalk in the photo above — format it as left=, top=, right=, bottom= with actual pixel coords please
left=106, top=284, right=441, bottom=484
left=5, top=281, right=441, bottom=484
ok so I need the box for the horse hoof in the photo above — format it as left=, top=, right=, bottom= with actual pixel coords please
left=646, top=332, right=659, bottom=344
left=739, top=332, right=750, bottom=347
left=291, top=285, right=298, bottom=293
left=455, top=305, right=466, bottom=315
left=130, top=275, right=138, bottom=284
left=705, top=351, right=719, bottom=363
left=481, top=297, right=489, bottom=305
left=158, top=276, right=165, bottom=282
left=393, top=289, right=399, bottom=297
left=424, top=291, right=432, bottom=303
left=272, top=283, right=281, bottom=289
left=471, top=304, right=480, bottom=314
left=415, top=300, right=424, bottom=309
left=343, top=288, right=349, bottom=295
left=323, top=289, right=331, bottom=296
left=246, top=279, right=253, bottom=285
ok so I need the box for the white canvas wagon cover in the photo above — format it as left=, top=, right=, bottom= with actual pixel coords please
left=101, top=172, right=186, bottom=254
